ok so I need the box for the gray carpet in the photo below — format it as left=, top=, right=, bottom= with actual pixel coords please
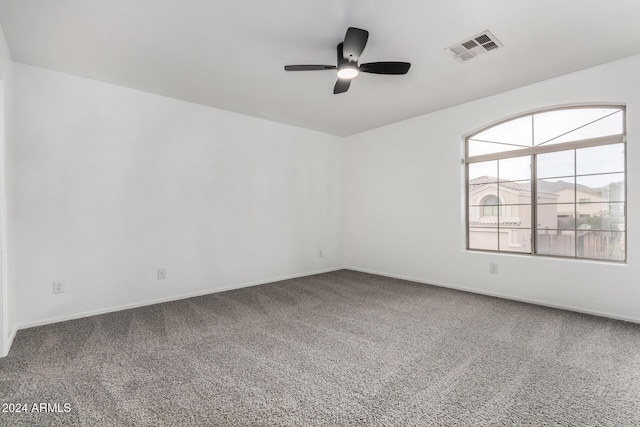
left=1, top=270, right=640, bottom=426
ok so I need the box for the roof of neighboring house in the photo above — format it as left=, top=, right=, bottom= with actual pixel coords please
left=468, top=219, right=522, bottom=226
left=469, top=176, right=554, bottom=196
left=469, top=176, right=619, bottom=198
left=469, top=176, right=527, bottom=192
left=536, top=179, right=612, bottom=197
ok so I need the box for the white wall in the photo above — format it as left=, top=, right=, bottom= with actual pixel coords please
left=10, top=50, right=640, bottom=355
left=0, top=23, right=14, bottom=357
left=14, top=64, right=343, bottom=327
left=344, top=54, right=640, bottom=322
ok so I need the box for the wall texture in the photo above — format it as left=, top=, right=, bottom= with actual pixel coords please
left=0, top=23, right=14, bottom=357
left=14, top=64, right=343, bottom=327
left=344, top=54, right=640, bottom=322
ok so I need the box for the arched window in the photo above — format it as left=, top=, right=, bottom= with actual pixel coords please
left=481, top=196, right=499, bottom=216
left=466, top=105, right=626, bottom=261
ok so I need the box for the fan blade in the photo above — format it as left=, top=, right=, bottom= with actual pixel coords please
left=342, top=27, right=369, bottom=61
left=333, top=79, right=351, bottom=94
left=359, top=62, right=411, bottom=75
left=284, top=65, right=336, bottom=71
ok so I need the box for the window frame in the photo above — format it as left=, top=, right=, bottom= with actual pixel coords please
left=465, top=105, right=627, bottom=262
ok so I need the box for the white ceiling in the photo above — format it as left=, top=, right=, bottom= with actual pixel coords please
left=1, top=1, right=640, bottom=136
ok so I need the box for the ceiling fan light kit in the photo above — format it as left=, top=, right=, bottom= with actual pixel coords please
left=337, top=63, right=358, bottom=80
left=284, top=27, right=411, bottom=94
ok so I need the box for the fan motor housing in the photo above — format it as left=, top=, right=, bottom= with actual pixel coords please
left=336, top=42, right=358, bottom=80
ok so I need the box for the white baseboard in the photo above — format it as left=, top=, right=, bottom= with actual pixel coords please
left=344, top=266, right=640, bottom=325
left=16, top=264, right=636, bottom=348
left=7, top=327, right=16, bottom=353
left=1, top=327, right=17, bottom=357
left=17, top=267, right=345, bottom=331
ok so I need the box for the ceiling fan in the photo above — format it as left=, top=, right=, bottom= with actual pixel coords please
left=284, top=27, right=411, bottom=94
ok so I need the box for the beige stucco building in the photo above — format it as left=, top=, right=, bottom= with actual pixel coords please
left=467, top=176, right=617, bottom=252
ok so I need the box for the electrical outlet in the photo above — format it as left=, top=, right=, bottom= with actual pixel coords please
left=157, top=268, right=167, bottom=280
left=318, top=250, right=323, bottom=258
left=53, top=281, right=65, bottom=294
left=490, top=263, right=498, bottom=274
